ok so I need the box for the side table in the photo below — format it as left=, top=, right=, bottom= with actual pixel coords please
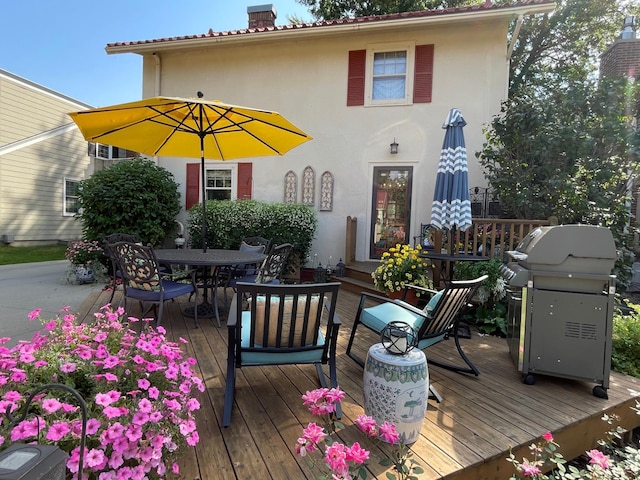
left=363, top=343, right=429, bottom=444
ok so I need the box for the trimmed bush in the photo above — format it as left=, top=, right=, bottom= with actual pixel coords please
left=78, top=159, right=181, bottom=246
left=188, top=200, right=317, bottom=270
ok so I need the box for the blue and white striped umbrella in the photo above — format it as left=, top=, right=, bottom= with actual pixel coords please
left=430, top=108, right=472, bottom=232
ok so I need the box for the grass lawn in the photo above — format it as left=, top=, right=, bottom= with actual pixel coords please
left=0, top=245, right=67, bottom=265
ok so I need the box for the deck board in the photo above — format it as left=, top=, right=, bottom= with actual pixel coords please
left=77, top=286, right=640, bottom=480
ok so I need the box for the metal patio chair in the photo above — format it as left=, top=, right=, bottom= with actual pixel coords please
left=223, top=281, right=341, bottom=426
left=102, top=233, right=141, bottom=304
left=346, top=275, right=488, bottom=402
left=110, top=241, right=200, bottom=327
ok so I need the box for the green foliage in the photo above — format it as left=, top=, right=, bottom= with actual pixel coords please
left=454, top=259, right=508, bottom=336
left=477, top=76, right=640, bottom=290
left=77, top=159, right=181, bottom=247
left=611, top=305, right=640, bottom=378
left=295, top=0, right=476, bottom=20
left=188, top=199, right=317, bottom=270
left=506, top=0, right=639, bottom=95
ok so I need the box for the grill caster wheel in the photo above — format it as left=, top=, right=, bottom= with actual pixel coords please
left=593, top=385, right=608, bottom=399
left=522, top=373, right=536, bottom=385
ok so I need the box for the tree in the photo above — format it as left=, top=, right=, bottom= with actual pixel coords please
left=295, top=0, right=476, bottom=20
left=477, top=77, right=640, bottom=284
left=78, top=158, right=181, bottom=246
left=505, top=0, right=640, bottom=95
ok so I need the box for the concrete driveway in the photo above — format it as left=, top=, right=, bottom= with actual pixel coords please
left=0, top=260, right=104, bottom=346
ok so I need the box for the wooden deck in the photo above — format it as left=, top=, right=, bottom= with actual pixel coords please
left=77, top=286, right=640, bottom=480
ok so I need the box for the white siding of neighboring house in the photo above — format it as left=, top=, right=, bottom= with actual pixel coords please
left=0, top=70, right=93, bottom=245
left=115, top=7, right=544, bottom=264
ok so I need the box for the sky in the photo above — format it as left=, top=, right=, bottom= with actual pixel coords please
left=0, top=1, right=311, bottom=107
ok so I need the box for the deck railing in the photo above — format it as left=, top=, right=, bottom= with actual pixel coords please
left=430, top=217, right=556, bottom=260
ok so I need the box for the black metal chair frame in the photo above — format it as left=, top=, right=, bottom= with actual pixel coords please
left=223, top=281, right=342, bottom=427
left=110, top=241, right=200, bottom=327
left=102, top=233, right=141, bottom=304
left=346, top=275, right=488, bottom=401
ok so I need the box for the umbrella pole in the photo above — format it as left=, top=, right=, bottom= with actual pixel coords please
left=200, top=134, right=208, bottom=253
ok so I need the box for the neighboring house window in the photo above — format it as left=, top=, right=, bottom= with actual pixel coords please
left=64, top=178, right=80, bottom=216
left=185, top=163, right=252, bottom=210
left=91, top=143, right=131, bottom=159
left=206, top=168, right=232, bottom=201
left=347, top=44, right=434, bottom=106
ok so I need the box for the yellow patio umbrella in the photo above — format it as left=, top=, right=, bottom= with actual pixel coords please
left=68, top=93, right=312, bottom=251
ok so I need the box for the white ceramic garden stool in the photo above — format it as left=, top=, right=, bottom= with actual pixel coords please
left=363, top=343, right=429, bottom=444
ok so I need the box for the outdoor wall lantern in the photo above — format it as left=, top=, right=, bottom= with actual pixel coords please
left=390, top=138, right=399, bottom=155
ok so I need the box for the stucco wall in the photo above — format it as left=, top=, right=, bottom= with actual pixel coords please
left=140, top=19, right=509, bottom=264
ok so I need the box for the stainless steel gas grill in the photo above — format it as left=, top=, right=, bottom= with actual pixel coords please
left=501, top=224, right=617, bottom=398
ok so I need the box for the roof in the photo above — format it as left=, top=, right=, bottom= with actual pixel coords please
left=106, top=0, right=555, bottom=54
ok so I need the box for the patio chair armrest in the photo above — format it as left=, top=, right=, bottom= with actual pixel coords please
left=359, top=291, right=394, bottom=305
left=227, top=294, right=239, bottom=327
left=323, top=300, right=341, bottom=326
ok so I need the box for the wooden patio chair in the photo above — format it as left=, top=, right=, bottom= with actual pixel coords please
left=223, top=281, right=342, bottom=427
left=110, top=241, right=200, bottom=327
left=346, top=275, right=488, bottom=402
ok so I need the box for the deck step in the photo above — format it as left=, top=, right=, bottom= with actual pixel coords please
left=331, top=274, right=379, bottom=296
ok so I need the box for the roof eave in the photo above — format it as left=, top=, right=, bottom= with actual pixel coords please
left=105, top=2, right=556, bottom=56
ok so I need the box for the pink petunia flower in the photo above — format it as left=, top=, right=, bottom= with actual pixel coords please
left=28, top=309, right=42, bottom=320
left=45, top=421, right=71, bottom=441
left=378, top=422, right=400, bottom=445
left=542, top=431, right=554, bottom=442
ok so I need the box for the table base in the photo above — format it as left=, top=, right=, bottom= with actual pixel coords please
left=184, top=302, right=225, bottom=319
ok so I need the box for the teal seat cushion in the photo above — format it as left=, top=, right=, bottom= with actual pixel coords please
left=239, top=312, right=325, bottom=365
left=424, top=290, right=443, bottom=315
left=360, top=302, right=424, bottom=333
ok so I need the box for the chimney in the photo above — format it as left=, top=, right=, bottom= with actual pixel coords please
left=247, top=4, right=277, bottom=29
left=600, top=14, right=640, bottom=79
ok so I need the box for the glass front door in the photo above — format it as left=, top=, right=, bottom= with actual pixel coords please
left=370, top=167, right=413, bottom=259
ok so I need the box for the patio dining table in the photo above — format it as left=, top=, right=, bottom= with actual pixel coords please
left=154, top=248, right=266, bottom=326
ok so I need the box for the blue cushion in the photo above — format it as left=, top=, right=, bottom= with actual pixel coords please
left=360, top=302, right=424, bottom=333
left=240, top=242, right=266, bottom=254
left=239, top=312, right=324, bottom=365
left=424, top=290, right=443, bottom=315
left=125, top=280, right=193, bottom=301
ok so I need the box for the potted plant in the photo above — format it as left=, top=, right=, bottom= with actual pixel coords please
left=372, top=243, right=433, bottom=299
left=65, top=240, right=106, bottom=283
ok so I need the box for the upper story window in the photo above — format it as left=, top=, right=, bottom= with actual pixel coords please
left=64, top=178, right=80, bottom=216
left=372, top=50, right=408, bottom=102
left=347, top=43, right=433, bottom=107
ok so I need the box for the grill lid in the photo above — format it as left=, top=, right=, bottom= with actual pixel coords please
left=507, top=224, right=617, bottom=275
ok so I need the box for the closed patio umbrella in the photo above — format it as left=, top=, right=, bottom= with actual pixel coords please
left=69, top=93, right=312, bottom=251
left=430, top=108, right=472, bottom=253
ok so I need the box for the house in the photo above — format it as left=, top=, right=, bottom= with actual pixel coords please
left=105, top=1, right=555, bottom=265
left=0, top=69, right=95, bottom=246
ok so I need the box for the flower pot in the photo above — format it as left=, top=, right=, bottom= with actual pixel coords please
left=74, top=264, right=94, bottom=283
left=387, top=288, right=419, bottom=306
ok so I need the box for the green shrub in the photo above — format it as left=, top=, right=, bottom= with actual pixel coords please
left=611, top=305, right=640, bottom=378
left=78, top=159, right=181, bottom=246
left=188, top=199, right=317, bottom=270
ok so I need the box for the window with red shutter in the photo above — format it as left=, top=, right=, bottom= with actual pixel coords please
left=347, top=50, right=366, bottom=106
left=185, top=163, right=200, bottom=210
left=413, top=44, right=434, bottom=103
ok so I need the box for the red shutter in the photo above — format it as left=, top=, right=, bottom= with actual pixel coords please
left=347, top=50, right=366, bottom=106
left=185, top=163, right=200, bottom=210
left=413, top=44, right=434, bottom=103
left=237, top=162, right=252, bottom=199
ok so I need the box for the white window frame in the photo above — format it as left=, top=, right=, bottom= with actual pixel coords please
left=204, top=165, right=237, bottom=200
left=365, top=41, right=416, bottom=107
left=93, top=143, right=132, bottom=160
left=63, top=178, right=81, bottom=217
